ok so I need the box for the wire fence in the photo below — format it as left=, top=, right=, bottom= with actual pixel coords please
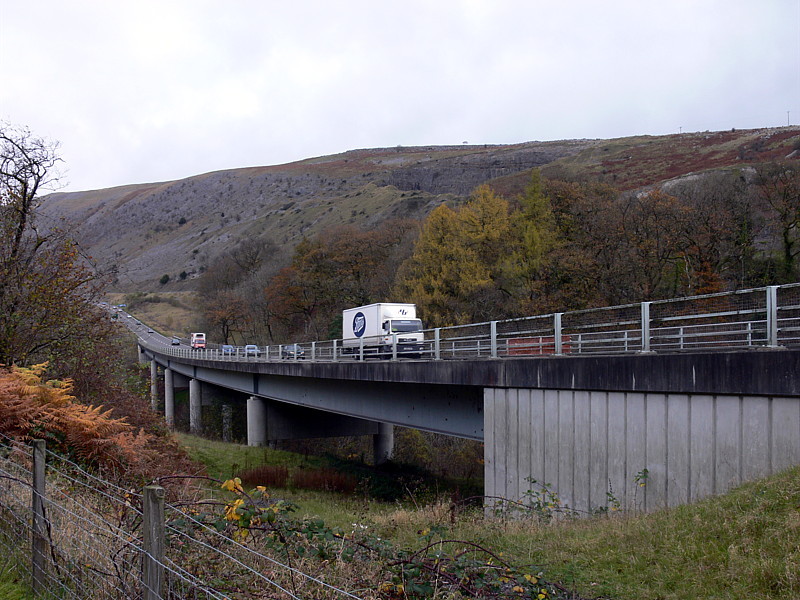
left=0, top=434, right=368, bottom=599
left=145, top=283, right=800, bottom=362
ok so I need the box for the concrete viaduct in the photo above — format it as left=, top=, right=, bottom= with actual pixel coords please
left=139, top=339, right=800, bottom=514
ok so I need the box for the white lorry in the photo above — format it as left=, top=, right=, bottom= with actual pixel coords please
left=342, top=303, right=424, bottom=358
left=190, top=332, right=206, bottom=350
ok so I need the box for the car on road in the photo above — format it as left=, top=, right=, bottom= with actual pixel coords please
left=171, top=336, right=181, bottom=345
left=244, top=344, right=261, bottom=357
left=148, top=328, right=154, bottom=333
left=221, top=344, right=235, bottom=355
left=281, top=343, right=305, bottom=359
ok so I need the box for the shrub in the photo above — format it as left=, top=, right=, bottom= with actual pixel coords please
left=237, top=464, right=289, bottom=489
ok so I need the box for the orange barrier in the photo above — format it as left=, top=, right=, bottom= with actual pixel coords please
left=506, top=335, right=570, bottom=355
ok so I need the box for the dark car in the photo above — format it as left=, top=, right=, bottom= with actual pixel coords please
left=171, top=336, right=181, bottom=345
left=281, top=343, right=305, bottom=359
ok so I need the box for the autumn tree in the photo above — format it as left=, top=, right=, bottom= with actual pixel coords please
left=395, top=187, right=513, bottom=326
left=503, top=171, right=564, bottom=313
left=669, top=170, right=760, bottom=292
left=0, top=123, right=110, bottom=365
left=755, top=161, right=800, bottom=282
left=250, top=221, right=420, bottom=341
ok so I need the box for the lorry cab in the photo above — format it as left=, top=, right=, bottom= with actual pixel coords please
left=383, top=319, right=423, bottom=334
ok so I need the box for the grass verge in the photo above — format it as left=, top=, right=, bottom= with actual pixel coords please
left=176, top=433, right=800, bottom=599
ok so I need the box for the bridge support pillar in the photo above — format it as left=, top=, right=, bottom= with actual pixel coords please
left=150, top=361, right=159, bottom=411
left=373, top=422, right=394, bottom=465
left=164, top=368, right=174, bottom=429
left=222, top=405, right=233, bottom=442
left=189, top=379, right=202, bottom=435
left=247, top=396, right=267, bottom=446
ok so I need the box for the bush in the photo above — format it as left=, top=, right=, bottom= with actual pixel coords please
left=237, top=465, right=289, bottom=488
left=159, top=274, right=170, bottom=285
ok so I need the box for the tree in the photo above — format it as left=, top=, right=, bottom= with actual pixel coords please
left=0, top=123, right=109, bottom=365
left=755, top=162, right=800, bottom=282
left=503, top=171, right=562, bottom=313
left=395, top=188, right=510, bottom=326
left=0, top=123, right=62, bottom=262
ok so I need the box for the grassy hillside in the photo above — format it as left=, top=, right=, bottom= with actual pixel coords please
left=41, top=127, right=800, bottom=293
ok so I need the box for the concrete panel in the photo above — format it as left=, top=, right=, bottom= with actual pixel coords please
left=557, top=391, right=575, bottom=510
left=589, top=392, right=608, bottom=511
left=625, top=393, right=647, bottom=511
left=645, top=394, right=667, bottom=511
left=573, top=390, right=592, bottom=513
left=543, top=389, right=560, bottom=493
left=505, top=390, right=520, bottom=502
left=483, top=390, right=497, bottom=506
left=689, top=395, right=715, bottom=502
left=666, top=394, right=690, bottom=507
left=529, top=389, right=546, bottom=494
left=772, top=396, right=800, bottom=471
left=742, top=396, right=770, bottom=481
left=607, top=393, right=626, bottom=510
left=494, top=390, right=508, bottom=502
left=715, top=395, right=742, bottom=493
left=517, top=390, right=532, bottom=504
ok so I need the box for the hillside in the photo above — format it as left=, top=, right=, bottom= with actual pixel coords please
left=39, top=127, right=800, bottom=291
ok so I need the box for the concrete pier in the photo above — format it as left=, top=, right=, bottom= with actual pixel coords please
left=164, top=368, right=174, bottom=429
left=189, top=379, right=201, bottom=435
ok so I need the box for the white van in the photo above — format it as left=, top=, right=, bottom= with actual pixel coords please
left=190, top=332, right=206, bottom=350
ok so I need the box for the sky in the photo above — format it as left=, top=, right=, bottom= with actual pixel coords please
left=1, top=1, right=798, bottom=192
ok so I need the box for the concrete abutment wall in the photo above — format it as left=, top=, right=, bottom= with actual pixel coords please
left=484, top=388, right=800, bottom=513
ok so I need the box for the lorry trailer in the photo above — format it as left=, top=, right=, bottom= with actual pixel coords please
left=342, top=303, right=424, bottom=358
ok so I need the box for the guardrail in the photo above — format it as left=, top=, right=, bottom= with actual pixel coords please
left=144, top=283, right=800, bottom=362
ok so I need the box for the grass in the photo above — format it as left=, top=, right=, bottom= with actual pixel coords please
left=176, top=433, right=800, bottom=599
left=0, top=548, right=31, bottom=599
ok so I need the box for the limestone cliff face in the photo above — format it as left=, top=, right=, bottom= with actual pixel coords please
left=39, top=141, right=592, bottom=290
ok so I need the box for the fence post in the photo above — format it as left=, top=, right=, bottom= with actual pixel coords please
left=142, top=485, right=165, bottom=600
left=766, top=285, right=779, bottom=347
left=32, top=439, right=46, bottom=597
left=554, top=313, right=563, bottom=355
left=641, top=301, right=651, bottom=352
left=490, top=321, right=498, bottom=358
left=434, top=328, right=441, bottom=360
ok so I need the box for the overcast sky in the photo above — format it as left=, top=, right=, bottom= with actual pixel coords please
left=1, top=1, right=798, bottom=192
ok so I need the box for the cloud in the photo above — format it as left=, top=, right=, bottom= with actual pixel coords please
left=1, top=0, right=797, bottom=192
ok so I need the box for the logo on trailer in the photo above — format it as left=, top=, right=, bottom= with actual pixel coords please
left=353, top=312, right=366, bottom=337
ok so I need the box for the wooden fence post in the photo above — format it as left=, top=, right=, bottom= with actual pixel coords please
left=31, top=439, right=47, bottom=596
left=142, top=485, right=165, bottom=600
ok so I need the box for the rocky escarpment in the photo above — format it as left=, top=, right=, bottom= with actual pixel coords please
left=379, top=140, right=595, bottom=195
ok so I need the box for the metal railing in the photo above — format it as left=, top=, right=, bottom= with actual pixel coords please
left=144, top=283, right=800, bottom=363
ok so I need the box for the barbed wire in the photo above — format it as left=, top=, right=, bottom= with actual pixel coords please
left=0, top=438, right=366, bottom=599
